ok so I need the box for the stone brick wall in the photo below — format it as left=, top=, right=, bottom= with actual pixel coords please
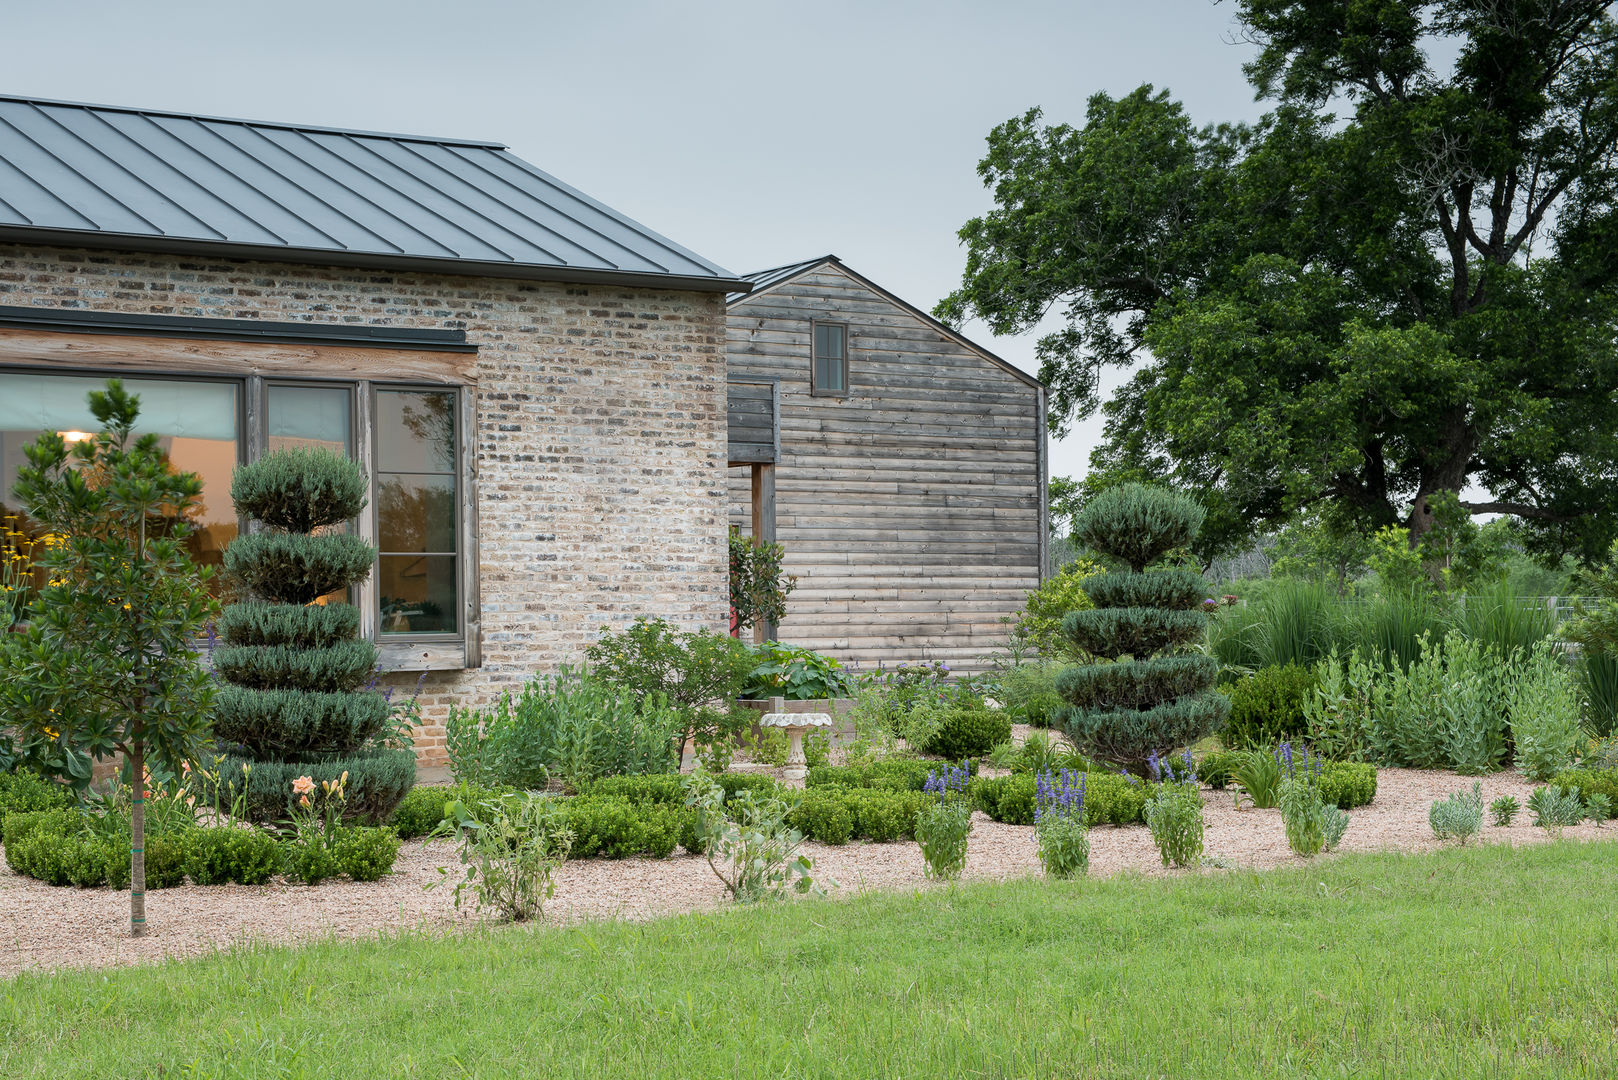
left=0, top=244, right=732, bottom=766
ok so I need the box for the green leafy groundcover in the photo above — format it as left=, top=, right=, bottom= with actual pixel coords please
left=4, top=842, right=1617, bottom=1078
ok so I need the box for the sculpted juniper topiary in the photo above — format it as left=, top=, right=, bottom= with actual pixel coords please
left=1055, top=483, right=1227, bottom=774
left=213, top=447, right=414, bottom=822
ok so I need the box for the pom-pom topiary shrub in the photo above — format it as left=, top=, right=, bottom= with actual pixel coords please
left=1055, top=483, right=1228, bottom=774
left=213, top=447, right=414, bottom=823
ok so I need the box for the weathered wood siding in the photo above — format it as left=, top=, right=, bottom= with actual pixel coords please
left=727, top=262, right=1045, bottom=673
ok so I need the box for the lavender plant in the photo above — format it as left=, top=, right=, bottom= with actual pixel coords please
left=915, top=765, right=973, bottom=880
left=1276, top=742, right=1348, bottom=857
left=1143, top=752, right=1204, bottom=868
left=1033, top=769, right=1089, bottom=878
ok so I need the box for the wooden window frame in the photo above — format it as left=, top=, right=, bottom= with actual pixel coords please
left=367, top=382, right=480, bottom=671
left=0, top=360, right=479, bottom=671
left=809, top=319, right=849, bottom=397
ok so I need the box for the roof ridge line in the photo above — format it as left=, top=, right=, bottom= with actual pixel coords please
left=0, top=93, right=507, bottom=149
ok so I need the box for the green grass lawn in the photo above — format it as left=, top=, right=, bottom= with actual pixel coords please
left=5, top=840, right=1618, bottom=1080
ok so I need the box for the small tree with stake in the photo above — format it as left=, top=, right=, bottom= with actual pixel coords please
left=0, top=381, right=219, bottom=937
left=1055, top=483, right=1227, bottom=774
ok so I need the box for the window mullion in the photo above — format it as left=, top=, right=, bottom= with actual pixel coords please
left=355, top=380, right=378, bottom=645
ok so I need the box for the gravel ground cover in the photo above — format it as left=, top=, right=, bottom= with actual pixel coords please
left=0, top=764, right=1604, bottom=978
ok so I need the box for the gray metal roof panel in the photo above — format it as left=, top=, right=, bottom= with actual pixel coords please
left=729, top=255, right=838, bottom=300
left=0, top=95, right=749, bottom=291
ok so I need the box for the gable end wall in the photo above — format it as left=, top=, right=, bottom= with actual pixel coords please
left=727, top=263, right=1043, bottom=673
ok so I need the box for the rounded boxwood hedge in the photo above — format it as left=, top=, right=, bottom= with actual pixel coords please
left=925, top=708, right=1012, bottom=761
left=0, top=769, right=74, bottom=833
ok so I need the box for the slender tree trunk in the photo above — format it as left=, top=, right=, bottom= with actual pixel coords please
left=130, top=737, right=146, bottom=937
left=130, top=515, right=148, bottom=936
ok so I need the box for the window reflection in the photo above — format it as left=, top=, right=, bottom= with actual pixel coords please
left=376, top=389, right=457, bottom=634
left=0, top=373, right=239, bottom=588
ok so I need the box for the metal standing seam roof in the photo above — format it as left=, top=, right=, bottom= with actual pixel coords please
left=0, top=95, right=750, bottom=293
left=727, top=254, right=838, bottom=300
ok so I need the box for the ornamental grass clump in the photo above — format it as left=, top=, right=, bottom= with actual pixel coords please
left=213, top=447, right=413, bottom=825
left=1055, top=484, right=1226, bottom=773
left=1033, top=769, right=1089, bottom=878
left=1275, top=742, right=1348, bottom=857
left=1143, top=751, right=1204, bottom=868
left=1231, top=748, right=1284, bottom=809
left=915, top=764, right=973, bottom=880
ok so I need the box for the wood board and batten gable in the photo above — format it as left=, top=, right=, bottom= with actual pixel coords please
left=726, top=256, right=1048, bottom=674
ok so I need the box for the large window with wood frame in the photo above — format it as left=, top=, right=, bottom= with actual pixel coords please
left=0, top=369, right=471, bottom=662
left=811, top=319, right=848, bottom=395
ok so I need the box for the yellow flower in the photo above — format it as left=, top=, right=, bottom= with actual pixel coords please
left=43, top=726, right=58, bottom=740
left=122, top=603, right=132, bottom=611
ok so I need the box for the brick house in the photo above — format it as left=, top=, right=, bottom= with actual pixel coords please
left=0, top=95, right=748, bottom=765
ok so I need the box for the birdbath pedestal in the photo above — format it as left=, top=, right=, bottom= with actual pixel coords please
left=758, top=696, right=835, bottom=784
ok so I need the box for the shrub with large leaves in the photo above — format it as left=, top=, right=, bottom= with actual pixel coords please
left=1058, top=483, right=1225, bottom=772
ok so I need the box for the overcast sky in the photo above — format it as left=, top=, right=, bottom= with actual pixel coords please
left=5, top=0, right=1269, bottom=479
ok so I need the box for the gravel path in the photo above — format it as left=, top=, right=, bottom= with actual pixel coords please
left=0, top=766, right=1605, bottom=978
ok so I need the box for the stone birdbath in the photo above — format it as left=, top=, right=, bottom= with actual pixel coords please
left=758, top=696, right=835, bottom=784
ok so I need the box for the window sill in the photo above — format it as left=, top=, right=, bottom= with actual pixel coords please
left=378, top=639, right=471, bottom=671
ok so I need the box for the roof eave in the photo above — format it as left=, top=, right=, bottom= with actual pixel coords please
left=0, top=227, right=754, bottom=295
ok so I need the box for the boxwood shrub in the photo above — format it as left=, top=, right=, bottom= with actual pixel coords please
left=0, top=770, right=75, bottom=833
left=6, top=822, right=185, bottom=890
left=561, top=797, right=686, bottom=859
left=333, top=826, right=403, bottom=882
left=1318, top=762, right=1377, bottom=810
left=1219, top=664, right=1319, bottom=749
left=182, top=826, right=283, bottom=886
left=787, top=791, right=855, bottom=845
left=1549, top=767, right=1618, bottom=811
left=926, top=708, right=1013, bottom=761
left=806, top=758, right=977, bottom=793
